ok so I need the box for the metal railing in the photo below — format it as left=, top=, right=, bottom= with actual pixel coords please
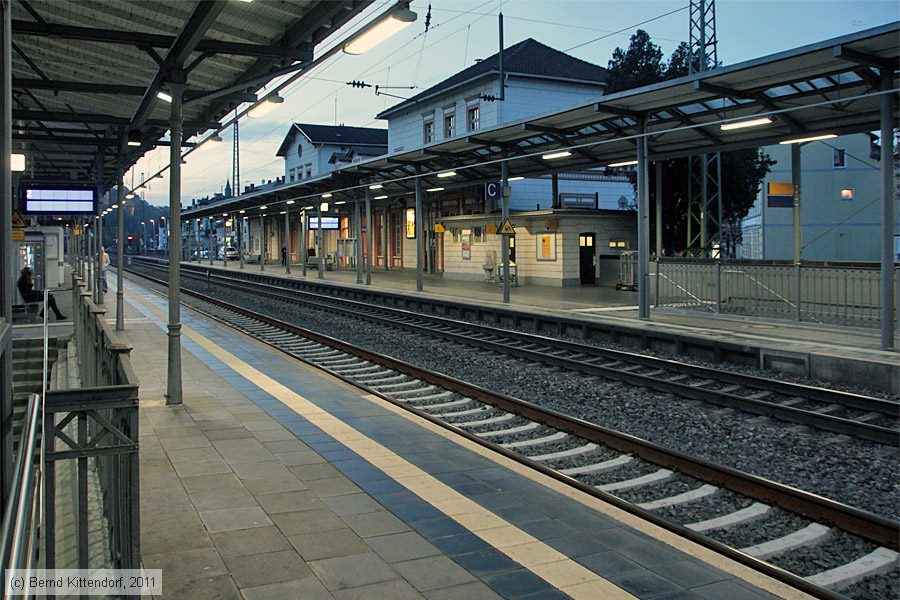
left=655, top=258, right=895, bottom=328
left=0, top=393, right=42, bottom=586
left=39, top=275, right=141, bottom=571
left=0, top=275, right=141, bottom=587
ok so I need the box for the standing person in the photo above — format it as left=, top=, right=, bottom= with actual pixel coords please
left=281, top=245, right=287, bottom=266
left=17, top=267, right=66, bottom=320
left=99, top=247, right=110, bottom=293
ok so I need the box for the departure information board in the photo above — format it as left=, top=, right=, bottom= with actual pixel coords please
left=21, top=186, right=96, bottom=214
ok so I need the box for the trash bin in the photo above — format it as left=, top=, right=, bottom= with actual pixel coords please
left=616, top=251, right=638, bottom=291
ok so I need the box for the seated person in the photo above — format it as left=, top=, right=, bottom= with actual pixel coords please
left=17, top=267, right=65, bottom=320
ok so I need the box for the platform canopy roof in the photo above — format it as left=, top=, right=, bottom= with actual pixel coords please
left=183, top=21, right=899, bottom=220
left=11, top=0, right=376, bottom=187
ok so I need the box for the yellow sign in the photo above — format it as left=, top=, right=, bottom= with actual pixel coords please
left=485, top=223, right=497, bottom=235
left=11, top=210, right=26, bottom=229
left=499, top=219, right=515, bottom=235
left=768, top=182, right=793, bottom=196
left=11, top=210, right=25, bottom=241
left=405, top=207, right=416, bottom=239
left=74, top=225, right=82, bottom=235
left=434, top=223, right=445, bottom=233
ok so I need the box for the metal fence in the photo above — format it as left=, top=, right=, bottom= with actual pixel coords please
left=0, top=275, right=140, bottom=580
left=655, top=258, right=894, bottom=328
left=41, top=275, right=141, bottom=570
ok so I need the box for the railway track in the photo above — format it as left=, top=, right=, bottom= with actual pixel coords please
left=127, top=265, right=899, bottom=600
left=132, top=259, right=899, bottom=446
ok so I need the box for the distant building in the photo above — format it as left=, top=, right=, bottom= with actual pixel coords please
left=276, top=123, right=388, bottom=184
left=741, top=134, right=889, bottom=261
left=376, top=38, right=627, bottom=211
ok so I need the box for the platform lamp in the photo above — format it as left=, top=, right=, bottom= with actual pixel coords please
left=343, top=3, right=417, bottom=55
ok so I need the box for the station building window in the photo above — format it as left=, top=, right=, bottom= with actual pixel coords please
left=608, top=240, right=627, bottom=249
left=423, top=120, right=435, bottom=144
left=444, top=113, right=455, bottom=138
left=467, top=105, right=480, bottom=132
left=833, top=148, right=846, bottom=168
left=304, top=163, right=312, bottom=178
left=841, top=188, right=853, bottom=201
left=289, top=168, right=296, bottom=182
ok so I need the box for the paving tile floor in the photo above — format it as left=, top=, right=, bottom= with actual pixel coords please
left=106, top=277, right=789, bottom=600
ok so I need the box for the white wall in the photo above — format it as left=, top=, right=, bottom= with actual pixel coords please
left=385, top=75, right=603, bottom=154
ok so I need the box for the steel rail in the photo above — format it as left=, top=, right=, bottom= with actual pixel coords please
left=126, top=267, right=899, bottom=578
left=134, top=259, right=898, bottom=445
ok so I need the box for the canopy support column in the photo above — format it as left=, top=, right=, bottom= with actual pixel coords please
left=166, top=80, right=184, bottom=406
left=415, top=177, right=423, bottom=292
left=500, top=160, right=510, bottom=304
left=880, top=70, right=895, bottom=350
left=116, top=138, right=125, bottom=330
left=316, top=203, right=324, bottom=279
left=637, top=117, right=650, bottom=320
left=355, top=194, right=363, bottom=284
left=365, top=190, right=372, bottom=285
left=284, top=207, right=291, bottom=275
left=1, top=0, right=13, bottom=501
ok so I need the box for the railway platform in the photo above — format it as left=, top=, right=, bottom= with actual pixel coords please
left=111, top=276, right=806, bottom=599
left=174, top=259, right=899, bottom=394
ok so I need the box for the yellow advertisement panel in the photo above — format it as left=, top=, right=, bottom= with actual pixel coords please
left=405, top=208, right=416, bottom=239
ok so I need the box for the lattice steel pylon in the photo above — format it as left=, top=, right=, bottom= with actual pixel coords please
left=686, top=0, right=723, bottom=256
left=232, top=109, right=240, bottom=197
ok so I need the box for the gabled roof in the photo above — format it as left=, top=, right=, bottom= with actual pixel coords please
left=376, top=38, right=608, bottom=119
left=276, top=123, right=388, bottom=156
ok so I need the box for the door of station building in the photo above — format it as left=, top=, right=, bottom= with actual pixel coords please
left=390, top=211, right=403, bottom=267
left=579, top=233, right=596, bottom=285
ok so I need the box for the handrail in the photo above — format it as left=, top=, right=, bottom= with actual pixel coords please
left=0, top=393, right=42, bottom=577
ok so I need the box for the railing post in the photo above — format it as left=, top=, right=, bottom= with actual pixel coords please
left=715, top=261, right=722, bottom=313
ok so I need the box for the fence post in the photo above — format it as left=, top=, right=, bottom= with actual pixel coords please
left=795, top=263, right=802, bottom=322
left=715, top=261, right=722, bottom=313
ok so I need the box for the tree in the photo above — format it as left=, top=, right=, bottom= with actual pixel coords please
left=605, top=30, right=665, bottom=93
left=607, top=31, right=774, bottom=256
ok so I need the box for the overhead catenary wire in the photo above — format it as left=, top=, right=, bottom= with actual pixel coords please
left=173, top=0, right=505, bottom=199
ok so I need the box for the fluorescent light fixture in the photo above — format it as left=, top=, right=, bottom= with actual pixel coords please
left=280, top=211, right=286, bottom=215
left=542, top=150, right=572, bottom=160
left=779, top=133, right=838, bottom=145
left=608, top=160, right=638, bottom=167
left=303, top=206, right=314, bottom=210
left=369, top=184, right=383, bottom=190
left=222, top=212, right=229, bottom=216
left=343, top=7, right=417, bottom=55
left=157, top=91, right=172, bottom=103
left=508, top=176, right=525, bottom=181
left=320, top=202, right=329, bottom=212
left=125, top=193, right=135, bottom=199
left=321, top=193, right=333, bottom=198
left=248, top=95, right=284, bottom=118
left=127, top=140, right=141, bottom=147
left=260, top=205, right=268, bottom=210
left=437, top=171, right=456, bottom=178
left=286, top=200, right=295, bottom=205
left=239, top=210, right=246, bottom=214
left=426, top=187, right=444, bottom=192
left=11, top=153, right=25, bottom=172
left=334, top=201, right=346, bottom=205
left=720, top=116, right=773, bottom=131
left=374, top=195, right=388, bottom=200
left=201, top=134, right=223, bottom=148
left=111, top=204, right=118, bottom=209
